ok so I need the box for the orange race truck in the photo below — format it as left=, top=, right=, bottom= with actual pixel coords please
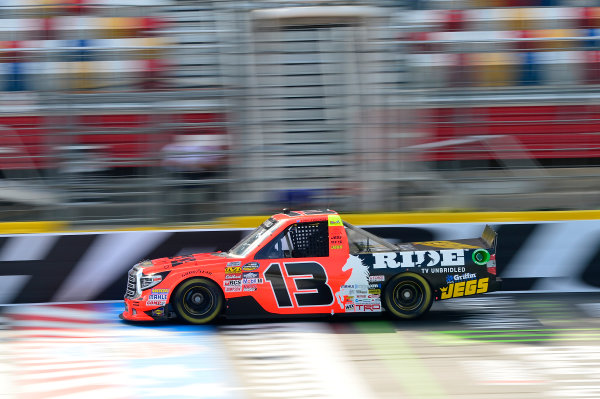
left=121, top=209, right=499, bottom=324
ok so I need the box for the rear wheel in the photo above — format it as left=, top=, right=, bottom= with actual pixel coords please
left=172, top=278, right=224, bottom=324
left=384, top=273, right=433, bottom=319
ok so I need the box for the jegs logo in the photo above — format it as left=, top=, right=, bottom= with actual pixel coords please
left=440, top=277, right=489, bottom=299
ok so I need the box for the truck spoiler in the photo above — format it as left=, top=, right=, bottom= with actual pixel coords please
left=481, top=225, right=497, bottom=250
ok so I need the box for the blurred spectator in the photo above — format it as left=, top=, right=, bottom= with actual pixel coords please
left=4, top=41, right=26, bottom=92
left=443, top=10, right=465, bottom=32
left=65, top=0, right=86, bottom=14
left=584, top=50, right=600, bottom=84
left=162, top=134, right=227, bottom=178
left=162, top=134, right=228, bottom=220
left=140, top=59, right=167, bottom=91
left=39, top=17, right=55, bottom=40
left=519, top=52, right=541, bottom=85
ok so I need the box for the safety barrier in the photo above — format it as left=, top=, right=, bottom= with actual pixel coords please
left=1, top=211, right=598, bottom=304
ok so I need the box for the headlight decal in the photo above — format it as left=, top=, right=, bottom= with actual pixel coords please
left=140, top=271, right=171, bottom=291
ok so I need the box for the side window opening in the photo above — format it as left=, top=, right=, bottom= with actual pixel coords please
left=255, top=221, right=329, bottom=259
left=344, top=222, right=397, bottom=254
left=289, top=222, right=329, bottom=258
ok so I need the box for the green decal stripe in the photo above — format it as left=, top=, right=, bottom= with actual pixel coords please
left=434, top=327, right=598, bottom=334
left=356, top=321, right=445, bottom=399
left=432, top=328, right=600, bottom=343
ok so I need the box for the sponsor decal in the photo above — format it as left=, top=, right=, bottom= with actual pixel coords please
left=225, top=273, right=242, bottom=280
left=354, top=298, right=379, bottom=304
left=242, top=278, right=263, bottom=285
left=369, top=283, right=381, bottom=289
left=440, top=277, right=489, bottom=299
left=355, top=303, right=382, bottom=312
left=368, top=275, right=385, bottom=282
left=225, top=286, right=242, bottom=293
left=147, top=288, right=168, bottom=306
left=446, top=272, right=477, bottom=284
left=368, top=289, right=381, bottom=295
left=345, top=303, right=355, bottom=312
left=181, top=270, right=213, bottom=278
left=151, top=307, right=165, bottom=317
left=356, top=294, right=367, bottom=298
left=428, top=267, right=466, bottom=274
left=227, top=261, right=242, bottom=267
left=224, top=280, right=241, bottom=286
left=243, top=285, right=257, bottom=292
left=472, top=249, right=491, bottom=265
left=242, top=262, right=260, bottom=271
left=331, top=234, right=343, bottom=246
left=328, top=215, right=343, bottom=227
left=171, top=255, right=195, bottom=267
left=372, top=250, right=466, bottom=269
left=225, top=266, right=242, bottom=274
left=242, top=272, right=259, bottom=279
left=368, top=294, right=380, bottom=299
left=331, top=245, right=343, bottom=250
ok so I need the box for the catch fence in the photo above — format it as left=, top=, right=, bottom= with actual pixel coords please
left=1, top=0, right=599, bottom=226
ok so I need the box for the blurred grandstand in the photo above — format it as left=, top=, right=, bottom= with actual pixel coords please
left=0, top=0, right=599, bottom=226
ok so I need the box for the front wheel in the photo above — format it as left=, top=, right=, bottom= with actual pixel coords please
left=172, top=278, right=224, bottom=324
left=383, top=273, right=433, bottom=319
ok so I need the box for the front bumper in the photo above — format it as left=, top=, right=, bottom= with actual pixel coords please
left=121, top=298, right=169, bottom=322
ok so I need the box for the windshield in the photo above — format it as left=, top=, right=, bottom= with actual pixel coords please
left=344, top=222, right=397, bottom=254
left=228, top=217, right=282, bottom=257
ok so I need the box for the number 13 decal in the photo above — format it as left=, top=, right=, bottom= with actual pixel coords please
left=264, top=262, right=334, bottom=308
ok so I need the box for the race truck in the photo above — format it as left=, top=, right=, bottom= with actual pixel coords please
left=121, top=209, right=499, bottom=324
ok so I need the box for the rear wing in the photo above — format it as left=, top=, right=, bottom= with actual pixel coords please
left=481, top=225, right=498, bottom=251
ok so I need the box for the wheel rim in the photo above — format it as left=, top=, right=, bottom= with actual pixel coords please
left=392, top=280, right=424, bottom=311
left=182, top=286, right=214, bottom=317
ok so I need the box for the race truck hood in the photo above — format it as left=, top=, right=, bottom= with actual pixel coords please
left=137, top=252, right=229, bottom=274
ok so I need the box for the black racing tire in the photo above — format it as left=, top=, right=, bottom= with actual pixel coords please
left=172, top=278, right=224, bottom=324
left=383, top=273, right=433, bottom=320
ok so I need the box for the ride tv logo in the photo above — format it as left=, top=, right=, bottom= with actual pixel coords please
left=372, top=250, right=466, bottom=268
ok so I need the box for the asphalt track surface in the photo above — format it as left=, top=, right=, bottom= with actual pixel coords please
left=1, top=293, right=600, bottom=399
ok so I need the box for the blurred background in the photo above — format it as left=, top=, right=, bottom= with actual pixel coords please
left=1, top=0, right=599, bottom=228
